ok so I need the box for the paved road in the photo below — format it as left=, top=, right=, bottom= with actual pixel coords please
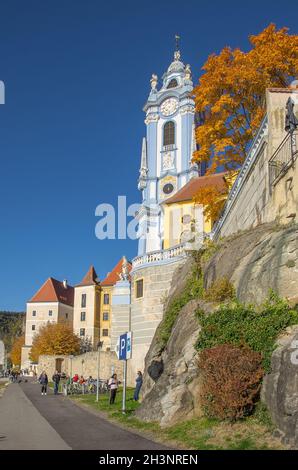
left=0, top=380, right=166, bottom=450
left=0, top=382, right=70, bottom=449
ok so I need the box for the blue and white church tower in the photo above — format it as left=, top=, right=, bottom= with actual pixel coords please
left=137, top=45, right=198, bottom=255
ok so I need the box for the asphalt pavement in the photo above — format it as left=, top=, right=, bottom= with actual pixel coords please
left=0, top=382, right=70, bottom=450
left=0, top=379, right=166, bottom=450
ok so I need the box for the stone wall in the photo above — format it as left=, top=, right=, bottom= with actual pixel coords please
left=37, top=350, right=123, bottom=381
left=216, top=89, right=298, bottom=239
left=111, top=280, right=131, bottom=351
left=21, top=346, right=31, bottom=370
left=218, top=140, right=270, bottom=237
left=129, top=258, right=186, bottom=385
left=0, top=340, right=5, bottom=368
left=268, top=160, right=298, bottom=225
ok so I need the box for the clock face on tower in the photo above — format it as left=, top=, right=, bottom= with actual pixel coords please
left=163, top=183, right=174, bottom=195
left=160, top=98, right=179, bottom=116
left=159, top=176, right=177, bottom=200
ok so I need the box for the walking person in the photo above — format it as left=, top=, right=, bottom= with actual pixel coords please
left=39, top=371, right=48, bottom=395
left=108, top=373, right=120, bottom=405
left=133, top=371, right=143, bottom=401
left=52, top=370, right=60, bottom=395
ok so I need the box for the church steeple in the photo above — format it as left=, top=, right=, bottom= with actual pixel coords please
left=137, top=38, right=197, bottom=256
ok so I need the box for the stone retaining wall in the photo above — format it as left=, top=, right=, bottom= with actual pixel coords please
left=129, top=258, right=186, bottom=385
left=37, top=350, right=123, bottom=382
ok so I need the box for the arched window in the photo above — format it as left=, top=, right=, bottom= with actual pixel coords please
left=163, top=121, right=175, bottom=147
left=167, top=78, right=178, bottom=89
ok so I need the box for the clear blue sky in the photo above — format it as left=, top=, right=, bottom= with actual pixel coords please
left=0, top=0, right=297, bottom=311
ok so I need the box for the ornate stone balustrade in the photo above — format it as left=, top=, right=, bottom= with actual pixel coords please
left=132, top=232, right=207, bottom=270
left=132, top=244, right=186, bottom=270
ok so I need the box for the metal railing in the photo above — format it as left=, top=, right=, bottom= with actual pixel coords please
left=269, top=130, right=298, bottom=186
left=62, top=379, right=108, bottom=396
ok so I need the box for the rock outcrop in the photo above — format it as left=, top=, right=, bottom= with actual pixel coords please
left=135, top=261, right=215, bottom=427
left=205, top=222, right=298, bottom=306
left=261, top=326, right=298, bottom=448
left=137, top=222, right=298, bottom=434
left=135, top=298, right=204, bottom=427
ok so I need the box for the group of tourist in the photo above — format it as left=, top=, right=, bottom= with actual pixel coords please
left=37, top=370, right=143, bottom=403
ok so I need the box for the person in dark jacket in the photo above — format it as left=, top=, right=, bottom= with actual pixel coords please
left=39, top=371, right=48, bottom=395
left=133, top=371, right=143, bottom=401
left=52, top=370, right=60, bottom=395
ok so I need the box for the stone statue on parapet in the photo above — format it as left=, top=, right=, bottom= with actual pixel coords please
left=285, top=96, right=298, bottom=133
left=119, top=256, right=129, bottom=281
left=150, top=74, right=158, bottom=92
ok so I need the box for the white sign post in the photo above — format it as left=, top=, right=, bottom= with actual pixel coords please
left=117, top=331, right=132, bottom=414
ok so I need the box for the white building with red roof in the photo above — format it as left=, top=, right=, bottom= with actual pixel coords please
left=21, top=277, right=74, bottom=370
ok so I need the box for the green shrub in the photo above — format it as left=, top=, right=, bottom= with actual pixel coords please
left=198, top=344, right=264, bottom=421
left=204, top=277, right=235, bottom=302
left=196, top=291, right=298, bottom=371
left=200, top=239, right=220, bottom=266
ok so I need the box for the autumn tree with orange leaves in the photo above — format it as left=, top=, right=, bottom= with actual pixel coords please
left=29, top=323, right=80, bottom=363
left=193, top=24, right=298, bottom=219
left=193, top=24, right=298, bottom=172
left=10, top=334, right=25, bottom=366
left=193, top=183, right=229, bottom=223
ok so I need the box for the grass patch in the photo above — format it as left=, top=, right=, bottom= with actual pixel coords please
left=69, top=388, right=283, bottom=450
left=251, top=402, right=274, bottom=431
left=71, top=387, right=140, bottom=418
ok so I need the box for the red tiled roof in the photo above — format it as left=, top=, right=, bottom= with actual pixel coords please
left=29, top=278, right=74, bottom=306
left=76, top=265, right=99, bottom=287
left=163, top=173, right=227, bottom=205
left=101, top=257, right=132, bottom=286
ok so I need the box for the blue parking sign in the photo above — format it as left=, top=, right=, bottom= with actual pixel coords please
left=118, top=332, right=132, bottom=360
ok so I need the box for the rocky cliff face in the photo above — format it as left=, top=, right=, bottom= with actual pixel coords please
left=262, top=326, right=298, bottom=448
left=135, top=261, right=213, bottom=427
left=136, top=222, right=298, bottom=435
left=205, top=222, right=298, bottom=306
